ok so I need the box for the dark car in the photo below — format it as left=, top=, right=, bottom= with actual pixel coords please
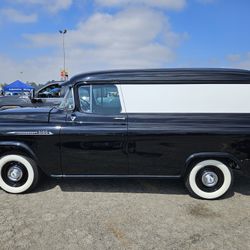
left=0, top=81, right=66, bottom=110
left=0, top=68, right=250, bottom=199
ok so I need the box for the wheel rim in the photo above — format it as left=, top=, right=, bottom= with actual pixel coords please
left=195, top=165, right=225, bottom=193
left=7, top=165, right=23, bottom=182
left=201, top=171, right=218, bottom=187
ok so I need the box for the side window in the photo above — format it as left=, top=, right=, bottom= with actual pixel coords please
left=93, top=85, right=121, bottom=114
left=78, top=84, right=121, bottom=115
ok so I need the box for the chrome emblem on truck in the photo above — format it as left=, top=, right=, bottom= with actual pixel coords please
left=6, top=131, right=54, bottom=135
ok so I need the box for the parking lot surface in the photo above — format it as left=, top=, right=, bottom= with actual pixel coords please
left=0, top=173, right=250, bottom=250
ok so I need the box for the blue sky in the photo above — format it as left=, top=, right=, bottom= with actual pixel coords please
left=0, top=0, right=249, bottom=83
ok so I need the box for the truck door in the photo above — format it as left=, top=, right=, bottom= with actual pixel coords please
left=60, top=84, right=128, bottom=175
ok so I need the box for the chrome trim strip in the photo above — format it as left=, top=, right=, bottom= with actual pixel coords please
left=6, top=131, right=53, bottom=136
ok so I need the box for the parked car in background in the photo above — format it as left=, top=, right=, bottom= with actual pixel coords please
left=0, top=81, right=66, bottom=110
left=0, top=69, right=250, bottom=199
left=30, top=81, right=67, bottom=106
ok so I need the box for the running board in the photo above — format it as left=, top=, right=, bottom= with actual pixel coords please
left=50, top=174, right=182, bottom=179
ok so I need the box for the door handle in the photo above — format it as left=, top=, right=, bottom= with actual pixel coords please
left=113, top=117, right=126, bottom=121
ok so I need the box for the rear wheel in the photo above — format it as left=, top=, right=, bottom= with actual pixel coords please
left=185, top=159, right=233, bottom=199
left=0, top=155, right=39, bottom=194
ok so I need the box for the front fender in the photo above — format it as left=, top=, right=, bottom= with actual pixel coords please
left=0, top=141, right=37, bottom=160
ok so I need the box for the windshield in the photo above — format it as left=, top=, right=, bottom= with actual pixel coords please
left=58, top=87, right=74, bottom=110
left=60, top=85, right=68, bottom=97
left=37, top=84, right=60, bottom=98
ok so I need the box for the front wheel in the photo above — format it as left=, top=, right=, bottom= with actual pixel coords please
left=185, top=159, right=233, bottom=200
left=0, top=155, right=39, bottom=194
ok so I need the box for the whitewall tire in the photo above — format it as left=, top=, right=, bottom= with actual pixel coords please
left=0, top=155, right=39, bottom=194
left=185, top=159, right=233, bottom=200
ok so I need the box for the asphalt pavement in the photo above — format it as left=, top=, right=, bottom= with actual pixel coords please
left=0, top=173, right=250, bottom=250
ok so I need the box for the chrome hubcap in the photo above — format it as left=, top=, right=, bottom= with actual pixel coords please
left=7, top=166, right=23, bottom=182
left=201, top=171, right=218, bottom=187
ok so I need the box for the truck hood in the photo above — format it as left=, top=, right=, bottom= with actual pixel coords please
left=0, top=107, right=53, bottom=123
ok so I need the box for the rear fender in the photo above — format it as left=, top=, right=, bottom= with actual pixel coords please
left=182, top=152, right=241, bottom=177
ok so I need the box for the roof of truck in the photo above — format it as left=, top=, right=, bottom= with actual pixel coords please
left=68, top=68, right=250, bottom=84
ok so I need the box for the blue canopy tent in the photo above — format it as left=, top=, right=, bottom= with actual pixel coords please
left=3, top=80, right=34, bottom=93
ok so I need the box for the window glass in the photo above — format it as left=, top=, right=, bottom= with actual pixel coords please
left=78, top=84, right=121, bottom=115
left=59, top=87, right=74, bottom=110
left=92, top=85, right=121, bottom=114
left=78, top=86, right=91, bottom=112
left=59, top=86, right=67, bottom=97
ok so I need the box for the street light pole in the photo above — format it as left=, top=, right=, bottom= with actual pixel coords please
left=59, top=29, right=67, bottom=80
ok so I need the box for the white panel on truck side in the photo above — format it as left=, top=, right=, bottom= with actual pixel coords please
left=120, top=84, right=250, bottom=113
